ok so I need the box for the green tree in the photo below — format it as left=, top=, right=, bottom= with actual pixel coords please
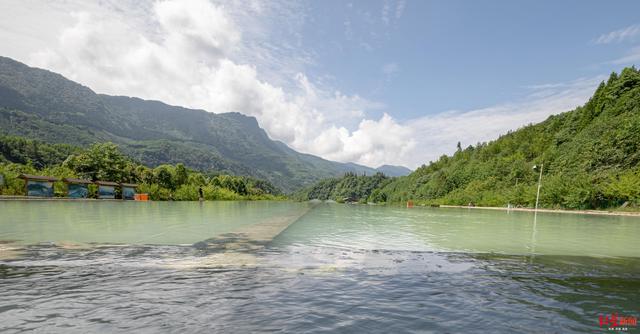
left=154, top=165, right=174, bottom=190
left=174, top=163, right=188, bottom=187
left=63, top=142, right=135, bottom=182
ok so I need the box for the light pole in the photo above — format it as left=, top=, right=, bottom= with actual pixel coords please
left=533, top=163, right=543, bottom=212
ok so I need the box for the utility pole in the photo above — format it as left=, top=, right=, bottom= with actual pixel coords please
left=533, top=163, right=543, bottom=212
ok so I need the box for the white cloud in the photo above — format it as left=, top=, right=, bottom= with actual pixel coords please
left=313, top=113, right=416, bottom=167
left=0, top=0, right=602, bottom=170
left=595, top=23, right=640, bottom=44
left=10, top=0, right=411, bottom=168
left=154, top=0, right=240, bottom=60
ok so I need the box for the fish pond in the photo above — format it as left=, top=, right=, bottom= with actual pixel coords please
left=0, top=201, right=639, bottom=333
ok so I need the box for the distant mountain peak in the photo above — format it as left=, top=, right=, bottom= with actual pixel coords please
left=0, top=56, right=380, bottom=192
left=375, top=165, right=412, bottom=177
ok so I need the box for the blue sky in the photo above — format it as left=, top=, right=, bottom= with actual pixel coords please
left=300, top=0, right=640, bottom=121
left=0, top=0, right=639, bottom=168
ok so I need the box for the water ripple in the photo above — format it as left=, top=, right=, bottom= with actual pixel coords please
left=1, top=244, right=638, bottom=333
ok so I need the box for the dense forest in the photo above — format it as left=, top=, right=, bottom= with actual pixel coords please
left=0, top=136, right=282, bottom=201
left=299, top=67, right=640, bottom=210
left=293, top=172, right=392, bottom=203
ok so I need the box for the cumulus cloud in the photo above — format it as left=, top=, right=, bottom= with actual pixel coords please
left=313, top=113, right=416, bottom=166
left=20, top=0, right=415, bottom=168
left=0, top=0, right=601, bottom=169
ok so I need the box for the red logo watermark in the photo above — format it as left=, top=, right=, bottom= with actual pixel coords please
left=599, top=313, right=637, bottom=331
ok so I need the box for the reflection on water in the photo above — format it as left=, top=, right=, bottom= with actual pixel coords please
left=1, top=202, right=639, bottom=333
left=530, top=210, right=538, bottom=263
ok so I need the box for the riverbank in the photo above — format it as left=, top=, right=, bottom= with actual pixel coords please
left=438, top=204, right=640, bottom=217
left=0, top=195, right=116, bottom=201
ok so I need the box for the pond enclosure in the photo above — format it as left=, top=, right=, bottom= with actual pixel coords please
left=17, top=174, right=138, bottom=199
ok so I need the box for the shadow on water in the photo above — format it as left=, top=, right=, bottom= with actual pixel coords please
left=193, top=233, right=271, bottom=254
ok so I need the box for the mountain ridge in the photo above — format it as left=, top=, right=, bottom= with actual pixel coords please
left=375, top=165, right=412, bottom=177
left=0, top=56, right=407, bottom=192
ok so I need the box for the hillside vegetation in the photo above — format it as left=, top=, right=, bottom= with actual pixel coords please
left=0, top=56, right=406, bottom=192
left=301, top=67, right=640, bottom=210
left=294, top=172, right=392, bottom=203
left=0, top=136, right=282, bottom=201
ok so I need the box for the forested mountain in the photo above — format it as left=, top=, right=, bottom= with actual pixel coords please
left=0, top=56, right=410, bottom=192
left=0, top=135, right=80, bottom=168
left=300, top=67, right=640, bottom=210
left=294, top=172, right=392, bottom=203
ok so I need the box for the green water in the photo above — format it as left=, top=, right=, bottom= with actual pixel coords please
left=1, top=201, right=638, bottom=257
left=273, top=204, right=640, bottom=257
left=1, top=201, right=639, bottom=332
left=0, top=201, right=308, bottom=245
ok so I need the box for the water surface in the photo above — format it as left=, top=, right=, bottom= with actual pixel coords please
left=273, top=204, right=640, bottom=257
left=1, top=201, right=638, bottom=333
left=0, top=201, right=308, bottom=245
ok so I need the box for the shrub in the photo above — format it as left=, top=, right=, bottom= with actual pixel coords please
left=203, top=185, right=243, bottom=200
left=173, top=184, right=199, bottom=201
left=138, top=183, right=171, bottom=201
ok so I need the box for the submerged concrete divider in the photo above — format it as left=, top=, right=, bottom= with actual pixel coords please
left=164, top=203, right=318, bottom=269
left=192, top=204, right=315, bottom=252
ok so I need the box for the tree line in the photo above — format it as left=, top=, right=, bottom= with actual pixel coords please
left=294, top=172, right=392, bottom=203
left=0, top=138, right=283, bottom=201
